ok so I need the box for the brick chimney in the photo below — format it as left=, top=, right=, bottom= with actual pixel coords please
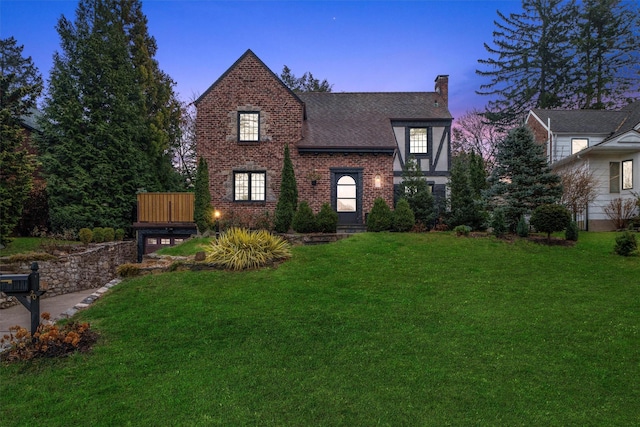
left=434, top=75, right=449, bottom=108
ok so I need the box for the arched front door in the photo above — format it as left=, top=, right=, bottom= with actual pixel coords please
left=331, top=169, right=363, bottom=225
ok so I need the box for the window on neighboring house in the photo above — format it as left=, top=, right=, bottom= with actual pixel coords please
left=610, top=162, right=620, bottom=193
left=234, top=171, right=266, bottom=201
left=622, top=160, right=633, bottom=190
left=409, top=128, right=428, bottom=154
left=238, top=112, right=259, bottom=142
left=571, top=138, right=588, bottom=154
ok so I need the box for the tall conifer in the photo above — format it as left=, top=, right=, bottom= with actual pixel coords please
left=274, top=144, right=298, bottom=233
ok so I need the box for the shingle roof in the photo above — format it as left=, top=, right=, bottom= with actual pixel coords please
left=530, top=108, right=626, bottom=134
left=297, top=92, right=451, bottom=151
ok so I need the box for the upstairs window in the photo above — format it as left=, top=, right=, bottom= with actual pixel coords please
left=238, top=112, right=259, bottom=142
left=409, top=128, right=428, bottom=154
left=571, top=138, right=588, bottom=154
left=234, top=171, right=266, bottom=201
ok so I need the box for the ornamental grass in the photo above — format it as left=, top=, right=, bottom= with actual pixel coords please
left=204, top=227, right=291, bottom=270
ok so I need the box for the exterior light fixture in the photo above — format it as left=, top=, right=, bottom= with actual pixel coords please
left=374, top=174, right=382, bottom=188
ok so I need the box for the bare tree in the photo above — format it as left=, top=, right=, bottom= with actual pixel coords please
left=173, top=98, right=198, bottom=186
left=451, top=109, right=508, bottom=171
left=557, top=164, right=598, bottom=219
left=604, top=197, right=638, bottom=230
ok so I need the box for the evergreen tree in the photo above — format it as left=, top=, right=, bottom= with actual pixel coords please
left=448, top=153, right=482, bottom=229
left=193, top=157, right=211, bottom=234
left=477, top=0, right=578, bottom=127
left=367, top=197, right=393, bottom=232
left=399, top=155, right=435, bottom=228
left=280, top=65, right=333, bottom=92
left=0, top=37, right=42, bottom=245
left=572, top=0, right=640, bottom=109
left=486, top=126, right=562, bottom=231
left=393, top=198, right=415, bottom=232
left=274, top=144, right=298, bottom=233
left=38, top=0, right=180, bottom=231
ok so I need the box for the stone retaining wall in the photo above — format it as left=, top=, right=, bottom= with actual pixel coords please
left=0, top=241, right=136, bottom=309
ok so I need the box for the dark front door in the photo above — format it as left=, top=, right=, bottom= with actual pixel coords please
left=331, top=169, right=363, bottom=225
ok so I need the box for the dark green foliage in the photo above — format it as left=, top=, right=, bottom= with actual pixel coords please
left=316, top=203, right=338, bottom=233
left=115, top=228, right=125, bottom=241
left=400, top=156, right=435, bottom=229
left=486, top=126, right=562, bottom=231
left=38, top=0, right=183, bottom=232
left=78, top=228, right=93, bottom=244
left=194, top=157, right=212, bottom=233
left=292, top=201, right=317, bottom=233
left=280, top=65, right=333, bottom=92
left=274, top=144, right=298, bottom=233
left=15, top=182, right=49, bottom=237
left=367, top=198, right=393, bottom=232
left=103, top=227, right=115, bottom=242
left=0, top=37, right=42, bottom=245
left=516, top=216, right=529, bottom=238
left=453, top=225, right=472, bottom=236
left=448, top=151, right=486, bottom=230
left=565, top=220, right=579, bottom=242
left=393, top=198, right=415, bottom=232
left=491, top=208, right=507, bottom=238
left=614, top=231, right=637, bottom=257
left=530, top=204, right=571, bottom=242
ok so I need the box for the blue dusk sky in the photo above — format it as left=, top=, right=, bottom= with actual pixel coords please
left=1, top=0, right=523, bottom=119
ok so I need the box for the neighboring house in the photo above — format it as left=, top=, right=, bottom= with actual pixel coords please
left=526, top=102, right=640, bottom=231
left=195, top=50, right=451, bottom=229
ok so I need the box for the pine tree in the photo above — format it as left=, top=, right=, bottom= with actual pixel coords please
left=486, top=126, right=562, bottom=231
left=399, top=155, right=435, bottom=228
left=0, top=37, right=42, bottom=245
left=193, top=157, right=211, bottom=233
left=274, top=144, right=298, bottom=233
left=477, top=0, right=578, bottom=127
left=572, top=0, right=640, bottom=109
left=279, top=65, right=332, bottom=92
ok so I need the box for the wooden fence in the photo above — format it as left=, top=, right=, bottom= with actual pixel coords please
left=137, top=192, right=194, bottom=223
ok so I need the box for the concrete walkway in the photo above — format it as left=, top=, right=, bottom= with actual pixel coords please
left=0, top=279, right=121, bottom=335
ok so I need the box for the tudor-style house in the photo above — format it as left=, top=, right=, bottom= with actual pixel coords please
left=195, top=50, right=452, bottom=229
left=526, top=101, right=640, bottom=231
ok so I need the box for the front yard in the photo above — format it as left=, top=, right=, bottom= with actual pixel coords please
left=1, top=232, right=639, bottom=425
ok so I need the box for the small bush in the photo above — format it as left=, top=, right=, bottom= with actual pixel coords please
left=565, top=220, right=579, bottom=242
left=614, top=231, right=638, bottom=256
left=516, top=216, right=529, bottom=238
left=117, top=263, right=141, bottom=278
left=92, top=227, right=106, bottom=243
left=453, top=225, right=472, bottom=236
left=8, top=252, right=57, bottom=263
left=530, top=204, right=571, bottom=242
left=393, top=199, right=415, bottom=232
left=103, top=227, right=115, bottom=242
left=114, top=228, right=125, bottom=241
left=79, top=228, right=93, bottom=244
left=0, top=313, right=98, bottom=363
left=316, top=203, right=338, bottom=233
left=490, top=209, right=507, bottom=237
left=367, top=198, right=393, bottom=232
left=292, top=201, right=317, bottom=233
left=204, top=228, right=292, bottom=271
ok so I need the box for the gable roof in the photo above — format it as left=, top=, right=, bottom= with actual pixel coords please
left=297, top=92, right=451, bottom=152
left=194, top=49, right=303, bottom=106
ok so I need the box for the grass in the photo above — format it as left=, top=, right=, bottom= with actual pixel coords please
left=155, top=237, right=212, bottom=256
left=0, top=237, right=80, bottom=257
left=2, top=232, right=639, bottom=425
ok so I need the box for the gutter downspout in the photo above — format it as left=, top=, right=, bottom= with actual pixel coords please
left=547, top=118, right=552, bottom=163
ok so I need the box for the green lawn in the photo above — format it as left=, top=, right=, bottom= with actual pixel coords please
left=2, top=232, right=639, bottom=426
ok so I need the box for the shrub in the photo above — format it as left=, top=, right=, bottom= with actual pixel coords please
left=92, top=227, right=106, bottom=243
left=117, top=263, right=141, bottom=278
left=114, top=228, right=125, bottom=241
left=204, top=228, right=292, bottom=271
left=490, top=208, right=507, bottom=237
left=254, top=211, right=273, bottom=231
left=453, top=225, right=472, bottom=236
left=603, top=197, right=637, bottom=230
left=393, top=199, right=415, bottom=232
left=274, top=144, right=298, bottom=233
left=0, top=313, right=98, bottom=363
left=530, top=204, right=571, bottom=243
left=614, top=231, right=637, bottom=257
left=516, top=216, right=529, bottom=238
left=194, top=157, right=212, bottom=234
left=103, top=227, right=115, bottom=242
left=367, top=198, right=393, bottom=232
left=292, top=201, right=317, bottom=233
left=316, top=203, right=338, bottom=233
left=79, top=228, right=93, bottom=244
left=565, top=220, right=579, bottom=242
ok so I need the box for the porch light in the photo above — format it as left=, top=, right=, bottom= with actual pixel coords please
left=374, top=174, right=382, bottom=188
